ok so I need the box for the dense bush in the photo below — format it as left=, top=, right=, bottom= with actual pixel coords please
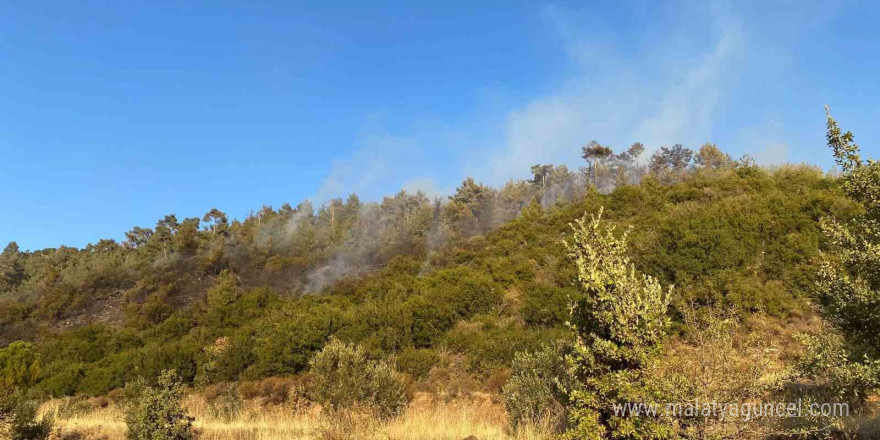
left=395, top=347, right=442, bottom=380
left=0, top=389, right=53, bottom=440
left=123, top=370, right=194, bottom=440
left=0, top=342, right=41, bottom=389
left=502, top=342, right=572, bottom=433
left=309, top=338, right=407, bottom=419
left=520, top=283, right=575, bottom=326
left=794, top=331, right=880, bottom=408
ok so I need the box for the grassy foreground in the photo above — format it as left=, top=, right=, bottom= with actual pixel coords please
left=42, top=392, right=553, bottom=440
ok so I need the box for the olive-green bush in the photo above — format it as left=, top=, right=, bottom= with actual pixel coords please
left=123, top=370, right=194, bottom=440
left=309, top=338, right=407, bottom=419
left=502, top=341, right=573, bottom=433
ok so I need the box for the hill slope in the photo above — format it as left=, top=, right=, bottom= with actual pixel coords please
left=0, top=150, right=857, bottom=398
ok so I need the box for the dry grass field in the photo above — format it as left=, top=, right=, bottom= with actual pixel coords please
left=42, top=392, right=553, bottom=440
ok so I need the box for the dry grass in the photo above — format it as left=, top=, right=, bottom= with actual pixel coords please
left=43, top=392, right=553, bottom=440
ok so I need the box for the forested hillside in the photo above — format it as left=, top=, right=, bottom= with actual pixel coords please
left=0, top=141, right=858, bottom=400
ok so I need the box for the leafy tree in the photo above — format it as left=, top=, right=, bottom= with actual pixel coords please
left=818, top=109, right=880, bottom=354
left=626, top=142, right=645, bottom=163
left=150, top=222, right=174, bottom=259
left=203, top=270, right=241, bottom=328
left=694, top=142, right=731, bottom=169
left=0, top=242, right=25, bottom=293
left=174, top=218, right=201, bottom=254
left=124, top=227, right=153, bottom=249
left=530, top=164, right=554, bottom=187
left=807, top=109, right=880, bottom=404
left=562, top=209, right=674, bottom=440
left=202, top=208, right=229, bottom=237
left=582, top=141, right=614, bottom=185
left=445, top=177, right=492, bottom=236
left=157, top=214, right=179, bottom=234
left=649, top=144, right=693, bottom=178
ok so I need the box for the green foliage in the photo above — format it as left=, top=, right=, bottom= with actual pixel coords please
left=123, top=370, right=194, bottom=440
left=0, top=242, right=25, bottom=294
left=795, top=331, right=880, bottom=407
left=198, top=335, right=253, bottom=385
left=0, top=342, right=40, bottom=389
left=309, top=338, right=407, bottom=419
left=521, top=283, right=575, bottom=326
left=203, top=269, right=242, bottom=328
left=441, top=317, right=559, bottom=373
left=502, top=341, right=573, bottom=433
left=250, top=300, right=336, bottom=377
left=422, top=266, right=501, bottom=321
left=0, top=139, right=856, bottom=399
left=817, top=109, right=880, bottom=357
left=563, top=209, right=674, bottom=440
left=796, top=109, right=880, bottom=419
left=394, top=347, right=441, bottom=380
left=0, top=389, right=53, bottom=440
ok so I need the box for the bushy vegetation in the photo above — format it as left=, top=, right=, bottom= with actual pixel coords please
left=0, top=389, right=53, bottom=440
left=1, top=153, right=857, bottom=399
left=815, top=108, right=880, bottom=366
left=309, top=338, right=408, bottom=419
left=503, top=341, right=572, bottom=432
left=3, top=120, right=878, bottom=439
left=779, top=110, right=880, bottom=436
left=562, top=209, right=675, bottom=439
left=123, top=370, right=194, bottom=440
left=497, top=111, right=880, bottom=439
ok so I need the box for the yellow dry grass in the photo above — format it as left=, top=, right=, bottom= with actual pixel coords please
left=42, top=392, right=553, bottom=440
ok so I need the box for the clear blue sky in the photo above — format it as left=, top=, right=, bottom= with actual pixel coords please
left=1, top=0, right=878, bottom=250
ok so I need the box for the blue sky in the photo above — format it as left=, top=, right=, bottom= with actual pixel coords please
left=1, top=0, right=878, bottom=250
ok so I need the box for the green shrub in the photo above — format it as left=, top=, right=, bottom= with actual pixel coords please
left=502, top=342, right=572, bottom=433
left=0, top=342, right=41, bottom=389
left=0, top=389, right=53, bottom=440
left=250, top=302, right=336, bottom=377
left=521, top=283, right=573, bottom=327
left=309, top=338, right=407, bottom=419
left=123, top=370, right=194, bottom=440
left=442, top=316, right=562, bottom=374
left=395, top=347, right=441, bottom=380
left=795, top=331, right=880, bottom=408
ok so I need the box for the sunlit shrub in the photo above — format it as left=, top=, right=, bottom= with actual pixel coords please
left=123, top=370, right=194, bottom=440
left=309, top=338, right=407, bottom=419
